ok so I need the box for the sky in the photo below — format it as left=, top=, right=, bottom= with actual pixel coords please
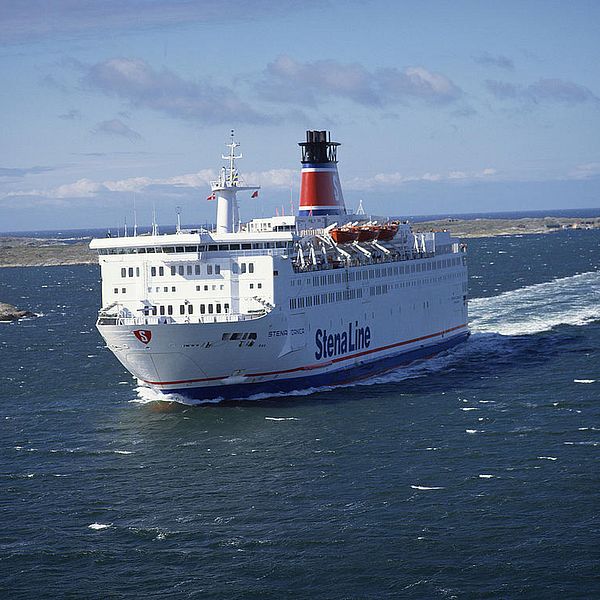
left=1, top=0, right=599, bottom=232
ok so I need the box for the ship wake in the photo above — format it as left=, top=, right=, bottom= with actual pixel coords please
left=469, top=270, right=600, bottom=336
left=131, top=270, right=599, bottom=405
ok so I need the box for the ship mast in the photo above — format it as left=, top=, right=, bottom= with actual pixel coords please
left=211, top=131, right=259, bottom=234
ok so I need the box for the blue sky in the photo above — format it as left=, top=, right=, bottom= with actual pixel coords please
left=1, top=0, right=599, bottom=231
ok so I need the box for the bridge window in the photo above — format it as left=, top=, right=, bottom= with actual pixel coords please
left=178, top=266, right=184, bottom=276
left=121, top=268, right=126, bottom=277
left=167, top=305, right=173, bottom=316
left=248, top=263, right=254, bottom=273
left=187, top=265, right=192, bottom=275
left=207, top=265, right=213, bottom=275
left=195, top=265, right=201, bottom=275
left=128, top=268, right=134, bottom=277
left=159, top=267, right=164, bottom=276
left=215, top=265, right=221, bottom=275
left=171, top=266, right=176, bottom=276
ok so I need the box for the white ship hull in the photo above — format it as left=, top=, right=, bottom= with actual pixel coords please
left=97, top=257, right=468, bottom=400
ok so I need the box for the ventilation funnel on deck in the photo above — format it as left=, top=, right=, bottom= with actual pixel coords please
left=298, top=130, right=346, bottom=216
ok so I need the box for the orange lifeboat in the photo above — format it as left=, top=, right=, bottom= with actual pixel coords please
left=353, top=226, right=378, bottom=242
left=377, top=224, right=398, bottom=241
left=330, top=227, right=359, bottom=244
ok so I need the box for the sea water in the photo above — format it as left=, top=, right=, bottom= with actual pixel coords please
left=1, top=230, right=599, bottom=598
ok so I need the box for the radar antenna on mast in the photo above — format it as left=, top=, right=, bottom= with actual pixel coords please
left=222, top=129, right=242, bottom=187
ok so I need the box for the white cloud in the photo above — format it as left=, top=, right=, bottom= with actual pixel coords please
left=93, top=118, right=142, bottom=141
left=344, top=168, right=497, bottom=191
left=257, top=55, right=463, bottom=108
left=83, top=57, right=273, bottom=125
left=0, top=1, right=305, bottom=45
left=0, top=166, right=502, bottom=204
left=54, top=178, right=105, bottom=197
left=486, top=78, right=599, bottom=105
left=567, top=162, right=600, bottom=180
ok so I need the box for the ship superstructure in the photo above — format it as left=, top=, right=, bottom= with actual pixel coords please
left=90, top=131, right=469, bottom=400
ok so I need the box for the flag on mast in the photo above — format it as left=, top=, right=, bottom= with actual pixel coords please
left=207, top=193, right=216, bottom=201
left=251, top=190, right=259, bottom=198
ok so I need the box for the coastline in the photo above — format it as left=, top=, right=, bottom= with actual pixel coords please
left=1, top=216, right=598, bottom=268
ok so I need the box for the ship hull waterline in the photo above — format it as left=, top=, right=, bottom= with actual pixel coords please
left=125, top=330, right=469, bottom=402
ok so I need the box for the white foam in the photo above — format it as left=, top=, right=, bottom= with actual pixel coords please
left=574, top=379, right=595, bottom=384
left=564, top=441, right=598, bottom=446
left=113, top=450, right=133, bottom=454
left=478, top=474, right=494, bottom=479
left=460, top=407, right=478, bottom=411
left=88, top=523, right=111, bottom=530
left=265, top=417, right=299, bottom=421
left=132, top=385, right=222, bottom=406
left=465, top=429, right=479, bottom=434
left=470, top=270, right=600, bottom=336
left=411, top=485, right=445, bottom=490
left=537, top=456, right=558, bottom=460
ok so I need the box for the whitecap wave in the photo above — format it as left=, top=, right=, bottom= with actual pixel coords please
left=88, top=523, right=111, bottom=530
left=411, top=485, right=445, bottom=490
left=132, top=385, right=222, bottom=406
left=470, top=270, right=600, bottom=336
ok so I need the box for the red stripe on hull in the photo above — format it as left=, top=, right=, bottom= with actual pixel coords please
left=140, top=324, right=468, bottom=386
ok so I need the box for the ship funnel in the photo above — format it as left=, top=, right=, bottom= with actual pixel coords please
left=298, top=130, right=346, bottom=216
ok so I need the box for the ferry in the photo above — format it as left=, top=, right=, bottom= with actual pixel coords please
left=90, top=131, right=469, bottom=400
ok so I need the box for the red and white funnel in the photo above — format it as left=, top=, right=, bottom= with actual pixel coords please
left=298, top=130, right=346, bottom=216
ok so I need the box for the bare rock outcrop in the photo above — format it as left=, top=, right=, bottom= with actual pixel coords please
left=0, top=302, right=37, bottom=322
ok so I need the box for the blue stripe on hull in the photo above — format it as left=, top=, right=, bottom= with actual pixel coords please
left=165, top=331, right=470, bottom=401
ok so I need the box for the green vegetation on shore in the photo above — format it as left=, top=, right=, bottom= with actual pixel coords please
left=1, top=216, right=598, bottom=268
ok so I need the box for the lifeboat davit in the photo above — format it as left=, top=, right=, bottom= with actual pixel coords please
left=330, top=227, right=359, bottom=244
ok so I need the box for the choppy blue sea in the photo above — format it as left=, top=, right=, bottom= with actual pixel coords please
left=1, top=230, right=599, bottom=599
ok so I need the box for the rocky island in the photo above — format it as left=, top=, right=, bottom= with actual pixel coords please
left=0, top=302, right=37, bottom=322
left=0, top=215, right=598, bottom=268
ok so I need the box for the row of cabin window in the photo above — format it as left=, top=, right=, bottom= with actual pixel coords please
left=289, top=289, right=364, bottom=310
left=127, top=263, right=252, bottom=277
left=121, top=267, right=140, bottom=278
left=145, top=303, right=230, bottom=316
left=370, top=284, right=390, bottom=296
left=149, top=264, right=221, bottom=277
left=100, top=242, right=292, bottom=255
left=304, top=257, right=463, bottom=287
